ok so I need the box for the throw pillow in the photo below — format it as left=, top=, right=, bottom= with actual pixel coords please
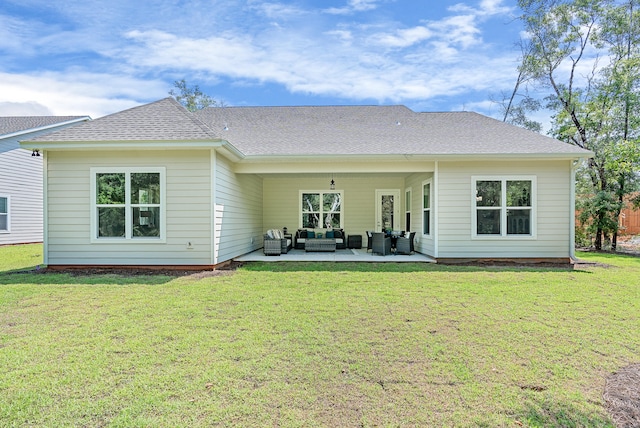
left=308, top=231, right=315, bottom=239
left=326, top=230, right=334, bottom=238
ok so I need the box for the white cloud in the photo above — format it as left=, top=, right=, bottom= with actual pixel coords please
left=0, top=71, right=164, bottom=117
left=117, top=22, right=517, bottom=106
left=371, top=26, right=433, bottom=48
left=324, top=0, right=381, bottom=15
left=325, top=29, right=354, bottom=43
left=449, top=0, right=513, bottom=16
left=251, top=2, right=308, bottom=19
left=429, top=15, right=482, bottom=49
left=0, top=0, right=523, bottom=116
left=0, top=101, right=53, bottom=116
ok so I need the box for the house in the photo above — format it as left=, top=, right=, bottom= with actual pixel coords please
left=1, top=116, right=90, bottom=245
left=20, top=97, right=592, bottom=267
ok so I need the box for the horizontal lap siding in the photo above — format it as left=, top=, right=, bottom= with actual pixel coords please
left=404, top=173, right=434, bottom=256
left=437, top=160, right=573, bottom=258
left=46, top=150, right=212, bottom=266
left=215, top=155, right=263, bottom=263
left=0, top=138, right=43, bottom=244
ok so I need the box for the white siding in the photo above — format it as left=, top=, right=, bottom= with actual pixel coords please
left=1, top=121, right=90, bottom=245
left=46, top=150, right=213, bottom=266
left=404, top=173, right=435, bottom=256
left=436, top=160, right=573, bottom=259
left=0, top=136, right=43, bottom=245
left=215, top=154, right=263, bottom=263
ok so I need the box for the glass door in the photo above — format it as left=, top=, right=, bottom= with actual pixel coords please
left=375, top=189, right=401, bottom=232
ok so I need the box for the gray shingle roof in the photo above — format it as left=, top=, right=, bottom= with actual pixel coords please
left=27, top=98, right=591, bottom=158
left=194, top=105, right=590, bottom=157
left=30, top=98, right=218, bottom=142
left=0, top=116, right=89, bottom=137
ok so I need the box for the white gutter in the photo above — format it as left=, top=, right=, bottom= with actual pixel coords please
left=19, top=139, right=246, bottom=161
left=235, top=152, right=595, bottom=163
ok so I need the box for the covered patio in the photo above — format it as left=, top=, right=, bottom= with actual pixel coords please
left=235, top=247, right=436, bottom=263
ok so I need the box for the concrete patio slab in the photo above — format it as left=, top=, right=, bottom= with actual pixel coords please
left=235, top=248, right=436, bottom=263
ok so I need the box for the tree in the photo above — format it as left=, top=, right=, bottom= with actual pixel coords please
left=169, top=79, right=216, bottom=112
left=516, top=0, right=640, bottom=250
left=495, top=39, right=543, bottom=132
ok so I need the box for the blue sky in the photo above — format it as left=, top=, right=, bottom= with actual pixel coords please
left=0, top=0, right=528, bottom=120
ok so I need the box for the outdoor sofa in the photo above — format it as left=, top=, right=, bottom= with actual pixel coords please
left=294, top=229, right=346, bottom=250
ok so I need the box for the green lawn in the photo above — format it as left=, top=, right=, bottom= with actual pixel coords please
left=1, top=245, right=638, bottom=427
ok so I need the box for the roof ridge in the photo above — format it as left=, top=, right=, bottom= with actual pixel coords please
left=0, top=115, right=89, bottom=119
left=164, top=97, right=219, bottom=138
left=199, top=104, right=411, bottom=111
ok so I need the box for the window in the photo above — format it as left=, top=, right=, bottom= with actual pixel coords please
left=405, top=188, right=411, bottom=231
left=0, top=196, right=9, bottom=233
left=473, top=177, right=535, bottom=237
left=91, top=168, right=165, bottom=241
left=422, top=181, right=431, bottom=235
left=301, top=191, right=342, bottom=228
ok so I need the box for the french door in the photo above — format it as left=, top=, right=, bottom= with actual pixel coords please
left=375, top=189, right=401, bottom=232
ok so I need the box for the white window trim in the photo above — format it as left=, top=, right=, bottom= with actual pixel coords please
left=422, top=180, right=432, bottom=237
left=0, top=195, right=9, bottom=233
left=299, top=190, right=344, bottom=229
left=405, top=187, right=412, bottom=232
left=90, top=167, right=166, bottom=243
left=471, top=175, right=537, bottom=240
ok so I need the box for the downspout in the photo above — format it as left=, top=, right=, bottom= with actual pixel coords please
left=210, top=149, right=217, bottom=266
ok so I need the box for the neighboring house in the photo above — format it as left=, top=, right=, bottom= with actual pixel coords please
left=21, top=97, right=592, bottom=267
left=1, top=116, right=90, bottom=245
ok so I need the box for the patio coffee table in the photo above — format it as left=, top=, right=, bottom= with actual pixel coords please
left=304, top=238, right=336, bottom=252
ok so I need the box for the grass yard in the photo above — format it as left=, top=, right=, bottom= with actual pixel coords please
left=1, top=244, right=639, bottom=427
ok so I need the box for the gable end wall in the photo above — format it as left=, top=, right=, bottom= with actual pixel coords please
left=46, top=150, right=212, bottom=266
left=437, top=160, right=573, bottom=259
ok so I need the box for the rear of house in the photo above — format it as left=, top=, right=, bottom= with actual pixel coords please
left=22, top=98, right=591, bottom=267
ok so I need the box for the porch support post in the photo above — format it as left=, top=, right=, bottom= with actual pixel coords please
left=434, top=160, right=439, bottom=259
left=43, top=151, right=49, bottom=266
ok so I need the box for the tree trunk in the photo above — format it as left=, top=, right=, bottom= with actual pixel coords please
left=595, top=226, right=603, bottom=250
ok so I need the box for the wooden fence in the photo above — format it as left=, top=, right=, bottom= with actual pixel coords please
left=619, top=205, right=640, bottom=235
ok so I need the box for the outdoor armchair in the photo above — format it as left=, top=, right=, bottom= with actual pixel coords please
left=371, top=232, right=391, bottom=256
left=395, top=231, right=416, bottom=255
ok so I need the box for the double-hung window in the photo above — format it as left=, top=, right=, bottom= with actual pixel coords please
left=473, top=176, right=536, bottom=237
left=405, top=188, right=411, bottom=232
left=91, top=168, right=165, bottom=242
left=301, top=191, right=342, bottom=228
left=422, top=181, right=431, bottom=235
left=0, top=196, right=9, bottom=233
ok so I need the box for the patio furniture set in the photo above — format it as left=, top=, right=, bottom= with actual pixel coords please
left=263, top=228, right=416, bottom=256
left=366, top=230, right=416, bottom=256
